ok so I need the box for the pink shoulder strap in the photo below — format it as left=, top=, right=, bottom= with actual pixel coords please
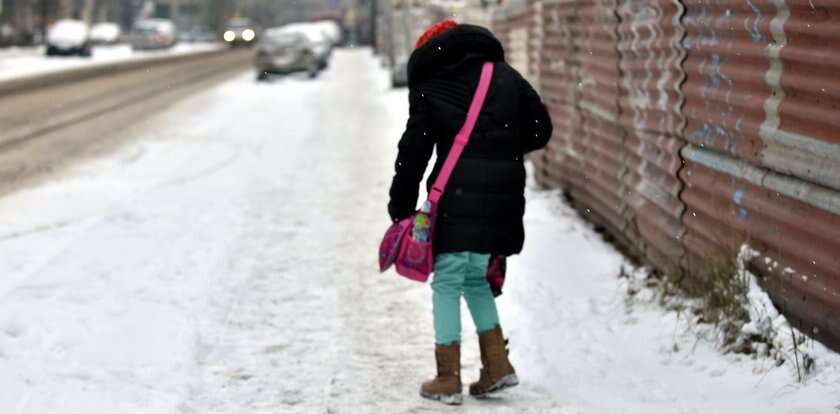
left=428, top=62, right=494, bottom=203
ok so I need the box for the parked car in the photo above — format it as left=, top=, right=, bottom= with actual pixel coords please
left=131, top=19, right=177, bottom=50
left=90, top=22, right=122, bottom=45
left=255, top=30, right=320, bottom=81
left=223, top=18, right=257, bottom=47
left=311, top=20, right=342, bottom=47
left=276, top=22, right=332, bottom=70
left=46, top=20, right=92, bottom=57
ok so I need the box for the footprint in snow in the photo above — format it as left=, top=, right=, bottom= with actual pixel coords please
left=2, top=322, right=25, bottom=339
left=709, top=368, right=727, bottom=377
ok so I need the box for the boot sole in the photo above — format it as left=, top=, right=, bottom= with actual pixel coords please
left=470, top=374, right=519, bottom=398
left=420, top=391, right=463, bottom=405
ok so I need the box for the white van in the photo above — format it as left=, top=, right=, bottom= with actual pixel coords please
left=90, top=22, right=122, bottom=45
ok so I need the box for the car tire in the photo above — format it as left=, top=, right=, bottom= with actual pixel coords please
left=46, top=46, right=56, bottom=56
left=80, top=46, right=92, bottom=58
left=256, top=71, right=269, bottom=82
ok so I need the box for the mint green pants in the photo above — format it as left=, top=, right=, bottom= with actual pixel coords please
left=432, top=252, right=500, bottom=345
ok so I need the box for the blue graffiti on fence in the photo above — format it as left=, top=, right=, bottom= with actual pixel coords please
left=732, top=187, right=749, bottom=220
left=744, top=0, right=765, bottom=43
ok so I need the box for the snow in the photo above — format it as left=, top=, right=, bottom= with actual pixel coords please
left=507, top=194, right=839, bottom=413
left=0, top=42, right=223, bottom=82
left=90, top=23, right=121, bottom=44
left=0, top=48, right=837, bottom=413
left=46, top=20, right=89, bottom=47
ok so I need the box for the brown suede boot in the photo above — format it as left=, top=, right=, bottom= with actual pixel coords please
left=419, top=342, right=463, bottom=405
left=469, top=325, right=519, bottom=397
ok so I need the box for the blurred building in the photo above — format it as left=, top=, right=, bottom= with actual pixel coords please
left=0, top=0, right=350, bottom=46
left=341, top=0, right=373, bottom=46
left=141, top=0, right=343, bottom=32
left=149, top=0, right=205, bottom=30
left=447, top=0, right=499, bottom=27
left=0, top=0, right=161, bottom=46
left=374, top=0, right=497, bottom=66
left=266, top=0, right=338, bottom=25
left=0, top=0, right=76, bottom=45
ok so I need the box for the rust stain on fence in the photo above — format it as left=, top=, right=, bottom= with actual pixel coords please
left=495, top=0, right=840, bottom=352
left=537, top=0, right=586, bottom=193
left=575, top=0, right=628, bottom=246
left=764, top=0, right=840, bottom=190
left=616, top=0, right=688, bottom=273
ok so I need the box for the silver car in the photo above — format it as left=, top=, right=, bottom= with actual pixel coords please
left=255, top=31, right=319, bottom=81
left=131, top=19, right=176, bottom=51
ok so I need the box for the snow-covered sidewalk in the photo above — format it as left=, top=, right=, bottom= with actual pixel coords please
left=0, top=49, right=836, bottom=413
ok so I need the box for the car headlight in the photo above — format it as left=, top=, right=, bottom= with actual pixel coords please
left=242, top=29, right=255, bottom=42
left=223, top=30, right=235, bottom=42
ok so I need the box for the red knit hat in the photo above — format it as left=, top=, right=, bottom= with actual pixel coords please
left=415, top=19, right=459, bottom=49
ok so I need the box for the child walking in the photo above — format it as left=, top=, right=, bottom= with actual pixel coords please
left=387, top=20, right=553, bottom=405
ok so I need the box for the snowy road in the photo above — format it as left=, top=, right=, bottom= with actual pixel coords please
left=0, top=49, right=836, bottom=413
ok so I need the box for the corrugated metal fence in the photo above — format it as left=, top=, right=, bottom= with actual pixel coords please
left=493, top=0, right=840, bottom=352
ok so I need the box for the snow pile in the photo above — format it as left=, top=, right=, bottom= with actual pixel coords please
left=0, top=42, right=222, bottom=82
left=613, top=239, right=838, bottom=387
left=735, top=245, right=832, bottom=383
left=595, top=229, right=840, bottom=412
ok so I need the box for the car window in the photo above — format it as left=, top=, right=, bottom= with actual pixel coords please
left=265, top=34, right=300, bottom=45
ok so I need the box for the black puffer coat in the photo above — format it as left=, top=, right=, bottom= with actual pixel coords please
left=387, top=24, right=553, bottom=256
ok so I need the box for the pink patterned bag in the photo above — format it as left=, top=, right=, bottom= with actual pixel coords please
left=379, top=62, right=495, bottom=282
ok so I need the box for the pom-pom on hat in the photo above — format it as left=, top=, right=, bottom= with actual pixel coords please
left=415, top=19, right=459, bottom=49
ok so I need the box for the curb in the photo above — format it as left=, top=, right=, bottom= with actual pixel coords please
left=0, top=47, right=231, bottom=98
